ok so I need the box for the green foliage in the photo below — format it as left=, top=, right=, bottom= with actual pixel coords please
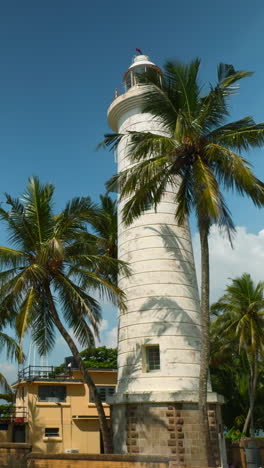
left=224, top=428, right=246, bottom=441
left=53, top=347, right=117, bottom=374
left=0, top=393, right=15, bottom=403
left=103, top=60, right=264, bottom=232
left=80, top=346, right=117, bottom=368
left=211, top=273, right=264, bottom=354
left=0, top=178, right=127, bottom=357
left=0, top=404, right=13, bottom=417
left=211, top=357, right=264, bottom=432
left=210, top=273, right=264, bottom=434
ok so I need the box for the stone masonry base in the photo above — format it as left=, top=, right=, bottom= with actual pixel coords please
left=112, top=402, right=221, bottom=467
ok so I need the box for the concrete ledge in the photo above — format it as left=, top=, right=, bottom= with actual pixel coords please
left=108, top=391, right=225, bottom=405
left=0, top=442, right=31, bottom=449
left=27, top=453, right=170, bottom=462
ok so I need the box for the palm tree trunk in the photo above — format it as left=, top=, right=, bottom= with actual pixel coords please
left=46, top=287, right=113, bottom=454
left=198, top=221, right=215, bottom=467
left=243, top=351, right=258, bottom=436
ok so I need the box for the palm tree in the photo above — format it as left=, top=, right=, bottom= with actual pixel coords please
left=210, top=319, right=252, bottom=435
left=0, top=330, right=22, bottom=393
left=102, top=60, right=264, bottom=463
left=211, top=273, right=264, bottom=436
left=88, top=194, right=118, bottom=281
left=0, top=177, right=127, bottom=453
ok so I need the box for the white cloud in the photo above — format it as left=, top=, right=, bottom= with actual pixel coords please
left=193, top=225, right=264, bottom=302
left=102, top=327, right=117, bottom=348
left=96, top=319, right=117, bottom=348
left=100, top=319, right=109, bottom=334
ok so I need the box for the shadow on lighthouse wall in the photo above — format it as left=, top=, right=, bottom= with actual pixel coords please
left=117, top=223, right=202, bottom=392
left=112, top=224, right=202, bottom=452
left=141, top=224, right=201, bottom=341
left=147, top=224, right=199, bottom=291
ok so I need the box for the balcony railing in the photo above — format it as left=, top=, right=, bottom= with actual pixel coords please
left=0, top=406, right=27, bottom=423
left=112, top=83, right=146, bottom=101
left=17, top=365, right=74, bottom=382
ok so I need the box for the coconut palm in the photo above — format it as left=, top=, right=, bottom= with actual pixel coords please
left=0, top=330, right=22, bottom=393
left=210, top=318, right=251, bottom=435
left=101, top=60, right=264, bottom=463
left=88, top=194, right=118, bottom=281
left=0, top=177, right=127, bottom=453
left=210, top=326, right=264, bottom=436
left=211, top=273, right=264, bottom=436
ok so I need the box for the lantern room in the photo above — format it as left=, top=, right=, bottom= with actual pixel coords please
left=123, top=54, right=162, bottom=91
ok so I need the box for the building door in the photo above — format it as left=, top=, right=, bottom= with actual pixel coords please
left=13, top=424, right=26, bottom=443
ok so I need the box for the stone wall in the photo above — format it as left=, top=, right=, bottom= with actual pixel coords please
left=113, top=402, right=221, bottom=468
left=0, top=442, right=31, bottom=468
left=27, top=453, right=170, bottom=468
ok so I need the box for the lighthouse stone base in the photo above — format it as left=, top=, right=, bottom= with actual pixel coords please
left=110, top=392, right=226, bottom=468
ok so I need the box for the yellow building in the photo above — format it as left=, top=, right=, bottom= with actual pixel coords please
left=7, top=360, right=117, bottom=454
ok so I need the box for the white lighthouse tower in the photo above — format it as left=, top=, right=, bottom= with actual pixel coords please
left=107, top=54, right=225, bottom=467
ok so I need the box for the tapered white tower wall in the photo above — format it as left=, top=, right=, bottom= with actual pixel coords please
left=107, top=55, right=225, bottom=467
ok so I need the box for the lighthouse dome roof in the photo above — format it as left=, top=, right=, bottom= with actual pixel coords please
left=128, top=54, right=157, bottom=70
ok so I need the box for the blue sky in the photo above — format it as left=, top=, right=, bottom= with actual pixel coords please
left=1, top=0, right=264, bottom=382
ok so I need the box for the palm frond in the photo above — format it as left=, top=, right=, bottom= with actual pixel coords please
left=0, top=373, right=12, bottom=393
left=141, top=86, right=178, bottom=134
left=98, top=133, right=124, bottom=152
left=193, top=156, right=221, bottom=220
left=87, top=195, right=117, bottom=258
left=217, top=63, right=253, bottom=95
left=0, top=201, right=35, bottom=251
left=197, top=84, right=228, bottom=131
left=55, top=272, right=101, bottom=336
left=0, top=331, right=22, bottom=363
left=70, top=266, right=126, bottom=310
left=116, top=157, right=171, bottom=226
left=208, top=117, right=264, bottom=150
left=55, top=196, right=97, bottom=238
left=0, top=246, right=28, bottom=268
left=22, top=176, right=54, bottom=247
left=175, top=167, right=194, bottom=224
left=205, top=143, right=264, bottom=207
left=16, top=287, right=36, bottom=351
left=164, top=59, right=201, bottom=117
left=30, top=290, right=56, bottom=356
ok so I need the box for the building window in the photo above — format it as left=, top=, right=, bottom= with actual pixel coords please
left=0, top=424, right=8, bottom=431
left=38, top=385, right=66, bottom=403
left=146, top=345, right=160, bottom=371
left=89, top=386, right=115, bottom=403
left=45, top=428, right=59, bottom=438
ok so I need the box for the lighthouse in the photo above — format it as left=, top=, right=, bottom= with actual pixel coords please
left=107, top=54, right=226, bottom=467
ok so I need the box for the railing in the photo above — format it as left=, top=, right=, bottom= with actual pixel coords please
left=0, top=406, right=27, bottom=423
left=17, top=366, right=71, bottom=382
left=112, top=83, right=144, bottom=101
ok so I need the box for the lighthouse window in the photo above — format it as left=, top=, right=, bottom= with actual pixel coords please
left=125, top=72, right=132, bottom=90
left=146, top=345, right=160, bottom=371
left=135, top=66, right=146, bottom=74
left=144, top=200, right=153, bottom=211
